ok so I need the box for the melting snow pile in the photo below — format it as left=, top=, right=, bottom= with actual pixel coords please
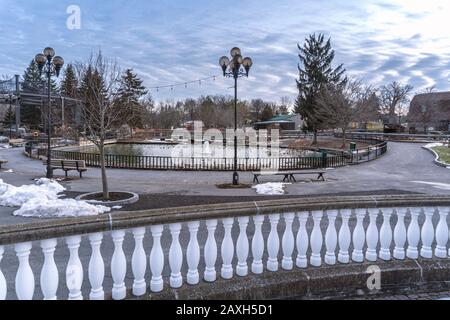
left=252, top=182, right=291, bottom=195
left=424, top=142, right=444, bottom=149
left=0, top=178, right=110, bottom=218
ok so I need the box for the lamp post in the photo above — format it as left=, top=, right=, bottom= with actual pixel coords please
left=35, top=47, right=64, bottom=179
left=219, top=47, right=253, bottom=185
left=6, top=93, right=14, bottom=140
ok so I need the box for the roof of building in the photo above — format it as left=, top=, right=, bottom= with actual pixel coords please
left=408, top=91, right=450, bottom=122
left=253, top=114, right=301, bottom=125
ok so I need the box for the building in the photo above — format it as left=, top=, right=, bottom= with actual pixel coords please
left=253, top=114, right=304, bottom=131
left=407, top=91, right=450, bottom=133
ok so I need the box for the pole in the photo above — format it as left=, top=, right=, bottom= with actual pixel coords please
left=9, top=95, right=12, bottom=140
left=233, top=74, right=239, bottom=185
left=46, top=63, right=53, bottom=179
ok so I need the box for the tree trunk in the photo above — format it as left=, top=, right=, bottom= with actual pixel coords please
left=99, top=140, right=109, bottom=200
left=312, top=130, right=318, bottom=146
left=341, top=129, right=347, bottom=149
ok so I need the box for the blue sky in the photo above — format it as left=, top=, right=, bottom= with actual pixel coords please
left=1, top=0, right=449, bottom=103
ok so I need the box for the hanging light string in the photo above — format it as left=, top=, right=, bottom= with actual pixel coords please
left=148, top=75, right=219, bottom=92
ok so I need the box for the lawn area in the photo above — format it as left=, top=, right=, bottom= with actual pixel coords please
left=432, top=146, right=450, bottom=165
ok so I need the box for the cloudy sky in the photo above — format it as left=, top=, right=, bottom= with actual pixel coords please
left=0, top=0, right=449, bottom=103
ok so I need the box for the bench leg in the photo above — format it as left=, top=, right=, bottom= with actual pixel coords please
left=283, top=175, right=289, bottom=182
left=290, top=174, right=296, bottom=182
left=253, top=175, right=259, bottom=184
left=65, top=170, right=68, bottom=178
left=79, top=171, right=82, bottom=179
left=318, top=173, right=325, bottom=181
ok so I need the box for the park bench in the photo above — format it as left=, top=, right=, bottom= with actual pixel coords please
left=0, top=159, right=8, bottom=169
left=252, top=170, right=326, bottom=184
left=42, top=159, right=87, bottom=178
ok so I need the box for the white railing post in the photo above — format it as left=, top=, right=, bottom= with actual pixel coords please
left=40, top=239, right=58, bottom=300
left=187, top=221, right=200, bottom=285
left=296, top=212, right=309, bottom=268
left=15, top=242, right=34, bottom=300
left=310, top=211, right=323, bottom=267
left=111, top=230, right=127, bottom=300
left=150, top=225, right=164, bottom=292
left=66, top=236, right=83, bottom=300
left=393, top=208, right=407, bottom=260
left=282, top=213, right=295, bottom=270
left=325, top=210, right=338, bottom=265
left=0, top=246, right=5, bottom=300
left=435, top=207, right=449, bottom=258
left=221, top=218, right=235, bottom=279
left=131, top=227, right=147, bottom=296
left=252, top=215, right=265, bottom=274
left=267, top=214, right=280, bottom=272
left=352, top=209, right=366, bottom=263
left=338, top=209, right=352, bottom=264
left=88, top=233, right=105, bottom=300
left=204, top=219, right=218, bottom=282
left=366, top=209, right=379, bottom=262
left=379, top=208, right=393, bottom=261
left=407, top=208, right=421, bottom=259
left=236, top=217, right=249, bottom=276
left=169, top=223, right=183, bottom=288
left=421, top=208, right=435, bottom=259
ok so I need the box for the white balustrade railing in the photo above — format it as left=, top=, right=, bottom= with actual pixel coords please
left=0, top=206, right=449, bottom=300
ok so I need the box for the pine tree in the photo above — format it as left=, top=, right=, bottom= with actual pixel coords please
left=3, top=108, right=15, bottom=127
left=114, top=69, right=148, bottom=132
left=59, top=64, right=79, bottom=126
left=295, top=33, right=347, bottom=145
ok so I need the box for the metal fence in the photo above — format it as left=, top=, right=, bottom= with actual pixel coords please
left=27, top=138, right=387, bottom=171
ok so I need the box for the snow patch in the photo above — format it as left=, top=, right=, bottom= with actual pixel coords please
left=0, top=178, right=110, bottom=218
left=252, top=182, right=291, bottom=195
left=2, top=169, right=13, bottom=173
left=112, top=206, right=123, bottom=210
left=412, top=181, right=450, bottom=191
left=424, top=142, right=444, bottom=149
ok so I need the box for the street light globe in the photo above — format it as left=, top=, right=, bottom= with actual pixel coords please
left=230, top=47, right=241, bottom=57
left=242, top=57, right=253, bottom=68
left=233, top=54, right=243, bottom=65
left=43, top=47, right=55, bottom=58
left=219, top=56, right=230, bottom=67
left=35, top=53, right=46, bottom=65
left=53, top=56, right=64, bottom=67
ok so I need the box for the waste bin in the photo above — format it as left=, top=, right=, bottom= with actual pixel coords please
left=350, top=142, right=357, bottom=150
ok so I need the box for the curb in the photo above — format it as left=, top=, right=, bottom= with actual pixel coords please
left=76, top=191, right=139, bottom=206
left=422, top=145, right=450, bottom=168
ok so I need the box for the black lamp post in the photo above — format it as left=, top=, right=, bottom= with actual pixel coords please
left=6, top=93, right=14, bottom=140
left=35, top=47, right=64, bottom=179
left=219, top=47, right=253, bottom=185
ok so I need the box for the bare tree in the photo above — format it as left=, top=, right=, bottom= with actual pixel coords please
left=75, top=52, right=123, bottom=200
left=354, top=85, right=381, bottom=130
left=379, top=81, right=413, bottom=132
left=315, top=80, right=361, bottom=148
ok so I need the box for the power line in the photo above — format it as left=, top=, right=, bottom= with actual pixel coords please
left=148, top=75, right=219, bottom=92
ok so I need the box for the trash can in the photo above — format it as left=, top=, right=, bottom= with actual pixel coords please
left=350, top=142, right=357, bottom=150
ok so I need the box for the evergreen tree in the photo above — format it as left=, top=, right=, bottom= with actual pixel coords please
left=114, top=69, right=148, bottom=132
left=3, top=108, right=15, bottom=127
left=59, top=64, right=79, bottom=126
left=295, top=33, right=347, bottom=145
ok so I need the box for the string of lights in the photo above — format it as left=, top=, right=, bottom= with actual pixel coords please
left=147, top=75, right=220, bottom=91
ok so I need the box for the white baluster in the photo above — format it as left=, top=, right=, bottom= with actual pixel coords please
left=15, top=242, right=34, bottom=300
left=252, top=215, right=265, bottom=274
left=435, top=207, right=449, bottom=258
left=66, top=236, right=83, bottom=300
left=282, top=213, right=295, bottom=270
left=204, top=220, right=218, bottom=282
left=267, top=214, right=280, bottom=271
left=393, top=208, right=407, bottom=260
left=352, top=209, right=366, bottom=263
left=187, top=221, right=200, bottom=285
left=150, top=225, right=164, bottom=292
left=379, top=208, right=393, bottom=261
left=0, top=246, right=6, bottom=300
left=325, top=210, right=338, bottom=265
left=169, top=223, right=183, bottom=288
left=338, top=209, right=352, bottom=264
left=40, top=239, right=58, bottom=300
left=310, top=211, right=323, bottom=267
left=88, top=233, right=104, bottom=300
left=421, top=208, right=435, bottom=259
left=296, top=212, right=309, bottom=268
left=131, top=227, right=147, bottom=296
left=407, top=208, right=421, bottom=259
left=366, top=208, right=379, bottom=262
left=236, top=217, right=249, bottom=276
left=221, top=218, right=235, bottom=279
left=111, top=230, right=127, bottom=300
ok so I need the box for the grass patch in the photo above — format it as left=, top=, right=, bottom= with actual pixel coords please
left=432, top=146, right=450, bottom=165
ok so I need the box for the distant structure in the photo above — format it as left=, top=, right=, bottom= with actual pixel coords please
left=407, top=91, right=450, bottom=133
left=253, top=114, right=304, bottom=131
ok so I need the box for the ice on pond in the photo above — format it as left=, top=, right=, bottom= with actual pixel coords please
left=252, top=182, right=291, bottom=195
left=0, top=178, right=110, bottom=218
